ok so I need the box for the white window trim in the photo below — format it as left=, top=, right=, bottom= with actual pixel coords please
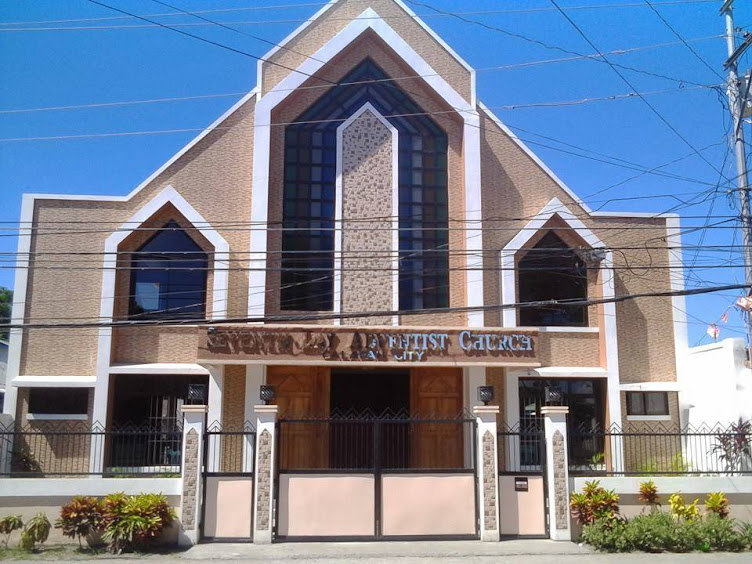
left=626, top=415, right=672, bottom=422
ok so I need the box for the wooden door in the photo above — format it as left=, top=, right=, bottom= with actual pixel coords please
left=410, top=368, right=463, bottom=469
left=267, top=366, right=329, bottom=470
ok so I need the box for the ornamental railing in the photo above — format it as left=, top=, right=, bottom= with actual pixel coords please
left=0, top=421, right=183, bottom=477
left=568, top=422, right=752, bottom=476
left=276, top=409, right=476, bottom=472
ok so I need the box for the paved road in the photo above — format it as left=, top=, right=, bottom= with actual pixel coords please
left=11, top=540, right=752, bottom=563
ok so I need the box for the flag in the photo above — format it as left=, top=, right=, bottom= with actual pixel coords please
left=707, top=324, right=720, bottom=341
left=720, top=311, right=729, bottom=324
left=736, top=296, right=752, bottom=311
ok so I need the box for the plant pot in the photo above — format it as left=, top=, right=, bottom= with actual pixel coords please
left=85, top=531, right=105, bottom=548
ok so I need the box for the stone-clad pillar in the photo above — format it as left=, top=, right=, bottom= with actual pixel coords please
left=474, top=405, right=500, bottom=541
left=179, top=404, right=207, bottom=546
left=541, top=406, right=572, bottom=541
left=253, top=405, right=278, bottom=544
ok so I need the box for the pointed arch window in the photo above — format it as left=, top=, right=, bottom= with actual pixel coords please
left=517, top=232, right=588, bottom=327
left=281, top=58, right=449, bottom=312
left=128, top=221, right=208, bottom=320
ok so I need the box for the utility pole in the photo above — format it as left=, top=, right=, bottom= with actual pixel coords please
left=721, top=0, right=752, bottom=354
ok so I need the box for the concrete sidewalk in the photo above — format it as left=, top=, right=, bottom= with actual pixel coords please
left=178, top=540, right=751, bottom=563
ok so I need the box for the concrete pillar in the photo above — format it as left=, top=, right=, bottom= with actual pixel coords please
left=205, top=365, right=224, bottom=473
left=474, top=405, right=500, bottom=542
left=179, top=404, right=207, bottom=547
left=541, top=406, right=572, bottom=541
left=253, top=404, right=278, bottom=544
left=0, top=414, right=14, bottom=475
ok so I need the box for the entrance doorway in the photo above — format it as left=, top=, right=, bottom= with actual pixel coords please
left=330, top=368, right=409, bottom=415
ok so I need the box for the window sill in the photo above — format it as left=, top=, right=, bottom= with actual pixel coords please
left=26, top=414, right=88, bottom=421
left=524, top=326, right=599, bottom=333
left=626, top=415, right=672, bottom=422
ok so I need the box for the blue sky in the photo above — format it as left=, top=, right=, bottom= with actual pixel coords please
left=1, top=0, right=751, bottom=345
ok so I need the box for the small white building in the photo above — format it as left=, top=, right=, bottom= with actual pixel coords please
left=683, top=338, right=752, bottom=428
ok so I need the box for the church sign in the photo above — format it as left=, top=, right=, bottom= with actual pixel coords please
left=198, top=326, right=538, bottom=365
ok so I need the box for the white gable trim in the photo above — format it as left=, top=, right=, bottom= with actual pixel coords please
left=249, top=8, right=483, bottom=325
left=333, top=103, right=399, bottom=326
left=90, top=186, right=229, bottom=468
left=499, top=197, right=622, bottom=427
left=259, top=0, right=476, bottom=106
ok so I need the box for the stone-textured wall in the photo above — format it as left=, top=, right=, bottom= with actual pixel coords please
left=181, top=428, right=199, bottom=531
left=220, top=366, right=247, bottom=472
left=341, top=109, right=394, bottom=325
left=482, top=430, right=497, bottom=531
left=552, top=430, right=567, bottom=530
left=255, top=429, right=272, bottom=531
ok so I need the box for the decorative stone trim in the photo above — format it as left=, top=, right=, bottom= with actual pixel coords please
left=255, top=429, right=272, bottom=531
left=181, top=428, right=199, bottom=530
left=552, top=430, right=567, bottom=530
left=482, top=430, right=497, bottom=531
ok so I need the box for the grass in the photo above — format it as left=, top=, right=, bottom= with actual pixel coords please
left=0, top=544, right=186, bottom=560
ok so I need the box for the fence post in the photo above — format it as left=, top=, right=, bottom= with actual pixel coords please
left=178, top=404, right=207, bottom=547
left=253, top=404, right=278, bottom=544
left=0, top=414, right=13, bottom=476
left=541, top=406, right=572, bottom=541
left=473, top=405, right=500, bottom=542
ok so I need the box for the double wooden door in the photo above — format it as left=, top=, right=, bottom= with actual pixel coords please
left=268, top=366, right=463, bottom=470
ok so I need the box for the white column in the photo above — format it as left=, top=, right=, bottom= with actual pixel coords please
left=253, top=404, right=278, bottom=544
left=178, top=404, right=207, bottom=547
left=464, top=367, right=485, bottom=466
left=243, top=365, right=265, bottom=473
left=206, top=365, right=224, bottom=473
left=541, top=405, right=571, bottom=541
left=474, top=405, right=500, bottom=542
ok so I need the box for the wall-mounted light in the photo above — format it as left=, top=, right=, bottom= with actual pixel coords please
left=477, top=386, right=494, bottom=406
left=259, top=385, right=277, bottom=405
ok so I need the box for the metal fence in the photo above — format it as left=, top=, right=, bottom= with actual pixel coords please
left=0, top=421, right=183, bottom=477
left=568, top=423, right=752, bottom=476
left=277, top=412, right=475, bottom=472
left=497, top=419, right=545, bottom=474
left=204, top=421, right=256, bottom=475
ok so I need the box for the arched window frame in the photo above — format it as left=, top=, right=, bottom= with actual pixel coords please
left=500, top=198, right=612, bottom=329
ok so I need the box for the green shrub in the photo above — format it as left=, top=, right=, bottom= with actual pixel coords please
left=580, top=517, right=631, bottom=552
left=0, top=515, right=23, bottom=548
left=581, top=510, right=750, bottom=553
left=101, top=493, right=176, bottom=554
left=570, top=480, right=620, bottom=525
left=699, top=514, right=746, bottom=552
left=705, top=492, right=730, bottom=519
left=55, top=496, right=104, bottom=548
left=19, top=513, right=50, bottom=552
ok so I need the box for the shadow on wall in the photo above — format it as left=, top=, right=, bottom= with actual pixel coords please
left=614, top=275, right=649, bottom=382
left=479, top=134, right=523, bottom=328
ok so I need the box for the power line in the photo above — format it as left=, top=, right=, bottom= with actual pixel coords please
left=547, top=0, right=730, bottom=182
left=0, top=0, right=722, bottom=27
left=1, top=282, right=747, bottom=330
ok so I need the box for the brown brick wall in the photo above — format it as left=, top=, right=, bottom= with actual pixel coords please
left=112, top=326, right=200, bottom=365
left=220, top=365, right=247, bottom=472
left=20, top=95, right=256, bottom=377
left=260, top=0, right=473, bottom=104
left=478, top=108, right=676, bottom=382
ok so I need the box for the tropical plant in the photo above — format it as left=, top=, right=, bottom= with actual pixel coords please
left=55, top=496, right=104, bottom=548
left=705, top=492, right=730, bottom=519
left=588, top=452, right=605, bottom=470
left=668, top=493, right=700, bottom=521
left=0, top=516, right=23, bottom=548
left=101, top=493, right=176, bottom=553
left=638, top=480, right=660, bottom=508
left=19, top=513, right=50, bottom=552
left=711, top=418, right=752, bottom=473
left=570, top=480, right=620, bottom=525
